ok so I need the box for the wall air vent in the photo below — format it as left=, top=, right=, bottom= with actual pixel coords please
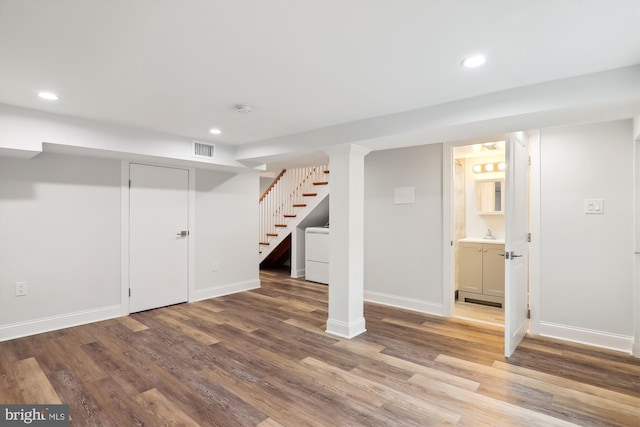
left=193, top=141, right=215, bottom=159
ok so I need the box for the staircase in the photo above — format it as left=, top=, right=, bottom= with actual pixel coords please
left=259, top=164, right=330, bottom=263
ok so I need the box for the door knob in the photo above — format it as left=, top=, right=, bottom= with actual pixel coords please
left=510, top=251, right=523, bottom=258
left=177, top=230, right=189, bottom=237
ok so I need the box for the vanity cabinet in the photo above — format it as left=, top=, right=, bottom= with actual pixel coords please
left=458, top=242, right=505, bottom=306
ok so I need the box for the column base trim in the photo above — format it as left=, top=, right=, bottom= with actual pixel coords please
left=326, top=317, right=366, bottom=339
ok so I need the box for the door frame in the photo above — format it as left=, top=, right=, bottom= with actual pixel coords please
left=442, top=137, right=539, bottom=333
left=633, top=129, right=640, bottom=357
left=120, top=161, right=196, bottom=315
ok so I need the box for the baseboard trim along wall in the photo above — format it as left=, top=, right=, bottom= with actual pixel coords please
left=364, top=291, right=445, bottom=317
left=191, top=279, right=260, bottom=302
left=539, top=321, right=633, bottom=354
left=0, top=304, right=122, bottom=342
left=290, top=268, right=305, bottom=279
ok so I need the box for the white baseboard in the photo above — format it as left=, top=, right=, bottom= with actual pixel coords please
left=191, top=279, right=260, bottom=302
left=0, top=304, right=122, bottom=342
left=539, top=321, right=633, bottom=354
left=290, top=268, right=305, bottom=279
left=365, top=290, right=445, bottom=317
left=326, top=317, right=366, bottom=339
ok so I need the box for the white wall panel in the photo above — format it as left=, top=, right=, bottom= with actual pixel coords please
left=540, top=120, right=634, bottom=340
left=364, top=144, right=444, bottom=310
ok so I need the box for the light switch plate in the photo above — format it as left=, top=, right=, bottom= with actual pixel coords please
left=584, top=199, right=604, bottom=214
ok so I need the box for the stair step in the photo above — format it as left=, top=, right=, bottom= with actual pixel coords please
left=324, top=170, right=330, bottom=173
left=313, top=181, right=328, bottom=186
left=266, top=233, right=278, bottom=237
left=259, top=242, right=270, bottom=245
left=283, top=214, right=297, bottom=218
left=303, top=193, right=317, bottom=197
left=275, top=224, right=287, bottom=228
left=293, top=203, right=307, bottom=207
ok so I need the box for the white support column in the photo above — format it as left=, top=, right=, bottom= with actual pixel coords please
left=324, top=144, right=371, bottom=338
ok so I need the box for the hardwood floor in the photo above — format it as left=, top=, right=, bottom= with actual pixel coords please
left=1, top=269, right=639, bottom=426
left=455, top=300, right=505, bottom=326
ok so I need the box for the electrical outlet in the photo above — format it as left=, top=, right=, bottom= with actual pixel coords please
left=15, top=281, right=28, bottom=296
left=584, top=199, right=604, bottom=214
left=212, top=261, right=219, bottom=272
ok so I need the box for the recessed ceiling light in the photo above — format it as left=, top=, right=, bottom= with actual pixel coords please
left=461, top=55, right=486, bottom=68
left=209, top=128, right=222, bottom=135
left=38, top=91, right=59, bottom=100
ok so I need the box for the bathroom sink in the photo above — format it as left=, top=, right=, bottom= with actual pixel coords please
left=458, top=237, right=505, bottom=244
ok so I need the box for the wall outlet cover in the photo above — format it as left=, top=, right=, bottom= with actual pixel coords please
left=584, top=199, right=604, bottom=214
left=15, top=281, right=28, bottom=296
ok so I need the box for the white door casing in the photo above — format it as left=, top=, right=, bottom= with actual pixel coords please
left=504, top=131, right=529, bottom=357
left=129, top=163, right=189, bottom=313
left=633, top=132, right=640, bottom=357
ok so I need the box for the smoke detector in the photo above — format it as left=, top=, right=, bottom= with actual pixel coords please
left=233, top=103, right=253, bottom=113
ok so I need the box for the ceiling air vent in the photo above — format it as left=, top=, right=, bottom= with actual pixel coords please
left=193, top=141, right=215, bottom=159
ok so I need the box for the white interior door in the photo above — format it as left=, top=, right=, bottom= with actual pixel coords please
left=129, top=163, right=189, bottom=313
left=504, top=132, right=529, bottom=357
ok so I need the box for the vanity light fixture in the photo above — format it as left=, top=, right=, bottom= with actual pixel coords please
left=472, top=162, right=505, bottom=174
left=38, top=91, right=59, bottom=100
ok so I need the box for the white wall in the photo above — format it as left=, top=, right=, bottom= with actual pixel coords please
left=539, top=120, right=634, bottom=351
left=0, top=151, right=260, bottom=340
left=0, top=153, right=122, bottom=337
left=194, top=170, right=260, bottom=299
left=364, top=144, right=444, bottom=314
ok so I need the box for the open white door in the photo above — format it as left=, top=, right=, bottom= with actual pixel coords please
left=504, top=132, right=529, bottom=357
left=129, top=163, right=189, bottom=313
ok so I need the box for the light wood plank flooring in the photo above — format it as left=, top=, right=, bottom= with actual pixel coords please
left=455, top=300, right=505, bottom=326
left=1, top=269, right=639, bottom=426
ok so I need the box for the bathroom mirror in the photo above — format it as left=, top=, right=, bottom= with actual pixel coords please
left=476, top=179, right=504, bottom=214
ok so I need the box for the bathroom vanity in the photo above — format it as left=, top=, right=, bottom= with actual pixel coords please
left=457, top=238, right=505, bottom=307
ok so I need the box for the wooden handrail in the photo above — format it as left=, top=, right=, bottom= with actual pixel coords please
left=259, top=169, right=286, bottom=202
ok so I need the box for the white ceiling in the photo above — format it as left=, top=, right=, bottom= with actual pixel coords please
left=1, top=0, right=639, bottom=156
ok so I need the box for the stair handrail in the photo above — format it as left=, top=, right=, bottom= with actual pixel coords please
left=259, top=169, right=286, bottom=203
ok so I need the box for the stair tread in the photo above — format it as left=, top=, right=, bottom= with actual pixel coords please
left=303, top=193, right=317, bottom=197
left=283, top=214, right=296, bottom=217
left=259, top=242, right=269, bottom=245
left=275, top=224, right=287, bottom=227
left=266, top=233, right=278, bottom=237
left=313, top=182, right=329, bottom=185
left=293, top=203, right=307, bottom=207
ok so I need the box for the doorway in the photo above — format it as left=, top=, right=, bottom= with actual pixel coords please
left=445, top=133, right=531, bottom=356
left=128, top=163, right=190, bottom=313
left=451, top=141, right=507, bottom=327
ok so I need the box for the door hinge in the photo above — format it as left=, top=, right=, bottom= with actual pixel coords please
left=527, top=233, right=531, bottom=242
left=527, top=308, right=531, bottom=319
left=129, top=288, right=131, bottom=297
left=451, top=240, right=453, bottom=247
left=528, top=156, right=531, bottom=166
left=129, top=180, right=131, bottom=189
